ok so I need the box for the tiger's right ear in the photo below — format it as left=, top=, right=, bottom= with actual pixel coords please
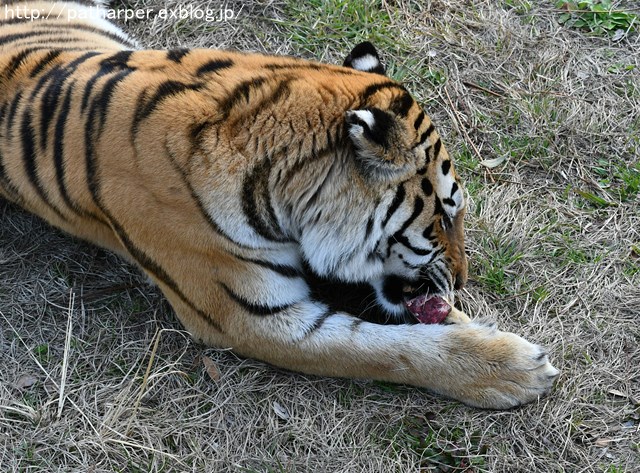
left=345, top=108, right=412, bottom=180
left=343, top=41, right=386, bottom=76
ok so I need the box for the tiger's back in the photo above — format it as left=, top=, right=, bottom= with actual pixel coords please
left=0, top=0, right=559, bottom=409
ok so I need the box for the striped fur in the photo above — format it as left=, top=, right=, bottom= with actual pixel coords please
left=0, top=1, right=558, bottom=408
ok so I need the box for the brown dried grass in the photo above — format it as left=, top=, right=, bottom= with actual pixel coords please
left=1, top=1, right=639, bottom=471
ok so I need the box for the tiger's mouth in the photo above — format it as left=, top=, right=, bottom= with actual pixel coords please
left=402, top=286, right=451, bottom=324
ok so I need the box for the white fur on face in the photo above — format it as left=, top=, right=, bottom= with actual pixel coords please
left=437, top=173, right=462, bottom=218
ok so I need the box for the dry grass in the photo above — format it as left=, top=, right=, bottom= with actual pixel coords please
left=1, top=0, right=639, bottom=471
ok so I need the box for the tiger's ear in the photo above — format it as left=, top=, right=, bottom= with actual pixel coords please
left=345, top=108, right=412, bottom=180
left=343, top=41, right=386, bottom=76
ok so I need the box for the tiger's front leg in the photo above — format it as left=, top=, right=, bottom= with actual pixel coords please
left=170, top=296, right=558, bottom=410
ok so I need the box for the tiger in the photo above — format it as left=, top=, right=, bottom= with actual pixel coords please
left=0, top=0, right=559, bottom=409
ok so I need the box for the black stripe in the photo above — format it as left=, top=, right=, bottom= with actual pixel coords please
left=189, top=120, right=210, bottom=143
left=390, top=92, right=413, bottom=118
left=433, top=138, right=442, bottom=159
left=20, top=108, right=67, bottom=220
left=66, top=50, right=101, bottom=70
left=443, top=197, right=456, bottom=207
left=382, top=183, right=405, bottom=227
left=5, top=90, right=23, bottom=138
left=80, top=66, right=111, bottom=111
left=162, top=141, right=256, bottom=250
left=196, top=59, right=233, bottom=76
left=0, top=108, right=23, bottom=200
left=301, top=157, right=335, bottom=215
left=111, top=214, right=223, bottom=332
left=81, top=51, right=133, bottom=111
left=264, top=63, right=354, bottom=76
left=388, top=197, right=427, bottom=255
left=53, top=84, right=80, bottom=213
left=39, top=52, right=100, bottom=153
left=241, top=157, right=290, bottom=242
left=0, top=16, right=34, bottom=26
left=3, top=48, right=39, bottom=78
left=365, top=215, right=374, bottom=237
left=133, top=80, right=203, bottom=132
left=303, top=261, right=401, bottom=324
left=233, top=254, right=302, bottom=278
left=437, top=265, right=453, bottom=292
left=263, top=172, right=285, bottom=239
left=434, top=196, right=444, bottom=216
left=367, top=249, right=383, bottom=262
left=249, top=79, right=291, bottom=118
left=419, top=123, right=435, bottom=146
left=430, top=265, right=450, bottom=292
left=422, top=223, right=434, bottom=239
left=84, top=70, right=133, bottom=207
left=84, top=71, right=133, bottom=211
left=0, top=102, right=6, bottom=128
left=301, top=309, right=336, bottom=339
left=360, top=82, right=406, bottom=106
left=167, top=48, right=189, bottom=62
left=220, top=77, right=267, bottom=118
left=394, top=196, right=425, bottom=235
left=264, top=62, right=320, bottom=71
left=28, top=50, right=61, bottom=77
left=38, top=65, right=65, bottom=151
left=101, top=49, right=134, bottom=70
left=392, top=236, right=433, bottom=256
left=220, top=283, right=293, bottom=316
left=92, top=69, right=133, bottom=132
left=27, top=62, right=63, bottom=104
left=413, top=111, right=425, bottom=130
left=326, top=127, right=334, bottom=149
left=450, top=182, right=458, bottom=196
left=0, top=31, right=55, bottom=46
left=421, top=178, right=433, bottom=196
left=441, top=159, right=451, bottom=175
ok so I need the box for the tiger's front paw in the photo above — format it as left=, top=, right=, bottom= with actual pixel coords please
left=444, top=306, right=471, bottom=324
left=442, top=324, right=560, bottom=409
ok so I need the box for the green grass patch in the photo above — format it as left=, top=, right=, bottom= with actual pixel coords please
left=496, top=134, right=553, bottom=167
left=571, top=157, right=640, bottom=209
left=574, top=188, right=616, bottom=208
left=532, top=285, right=551, bottom=302
left=33, top=343, right=50, bottom=363
left=556, top=0, right=638, bottom=35
left=604, top=465, right=626, bottom=473
left=607, top=63, right=636, bottom=74
left=474, top=238, right=524, bottom=295
left=387, top=416, right=487, bottom=470
left=552, top=234, right=605, bottom=266
left=623, top=260, right=640, bottom=278
left=278, top=0, right=403, bottom=58
left=505, top=0, right=533, bottom=14
left=591, top=159, right=640, bottom=203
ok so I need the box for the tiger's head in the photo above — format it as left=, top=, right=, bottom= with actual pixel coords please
left=294, top=42, right=467, bottom=324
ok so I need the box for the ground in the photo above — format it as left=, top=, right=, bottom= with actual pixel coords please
left=1, top=0, right=639, bottom=472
